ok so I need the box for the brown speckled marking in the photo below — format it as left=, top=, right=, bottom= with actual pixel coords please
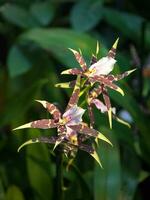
left=108, top=47, right=116, bottom=58
left=88, top=105, right=95, bottom=128
left=90, top=85, right=102, bottom=99
left=31, top=119, right=57, bottom=129
left=67, top=88, right=80, bottom=110
left=69, top=123, right=98, bottom=138
left=102, top=89, right=111, bottom=110
left=90, top=55, right=97, bottom=66
left=79, top=143, right=94, bottom=154
left=114, top=71, right=129, bottom=81
left=74, top=52, right=87, bottom=71
left=46, top=102, right=61, bottom=119
left=89, top=76, right=118, bottom=90
left=70, top=68, right=83, bottom=75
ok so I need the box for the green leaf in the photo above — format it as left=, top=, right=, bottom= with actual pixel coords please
left=7, top=45, right=32, bottom=77
left=26, top=129, right=52, bottom=200
left=70, top=0, right=103, bottom=32
left=0, top=4, right=39, bottom=28
left=104, top=8, right=144, bottom=42
left=30, top=2, right=55, bottom=26
left=5, top=185, right=25, bottom=200
left=19, top=28, right=107, bottom=67
left=94, top=127, right=121, bottom=200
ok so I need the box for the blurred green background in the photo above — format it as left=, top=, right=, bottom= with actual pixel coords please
left=0, top=0, right=150, bottom=199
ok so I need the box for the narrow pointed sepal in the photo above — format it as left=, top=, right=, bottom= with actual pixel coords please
left=18, top=138, right=39, bottom=152
left=115, top=116, right=131, bottom=128
left=53, top=140, right=62, bottom=151
left=90, top=151, right=103, bottom=168
left=96, top=41, right=100, bottom=55
left=35, top=100, right=47, bottom=108
left=126, top=68, right=137, bottom=76
left=68, top=48, right=78, bottom=55
left=55, top=82, right=74, bottom=88
left=116, top=86, right=124, bottom=96
left=13, top=122, right=32, bottom=131
left=97, top=132, right=113, bottom=146
left=108, top=108, right=112, bottom=129
left=61, top=69, right=72, bottom=75
left=113, top=38, right=119, bottom=49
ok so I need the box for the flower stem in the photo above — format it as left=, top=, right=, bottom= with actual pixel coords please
left=55, top=148, right=64, bottom=200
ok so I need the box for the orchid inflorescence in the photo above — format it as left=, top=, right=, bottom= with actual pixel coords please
left=13, top=39, right=135, bottom=167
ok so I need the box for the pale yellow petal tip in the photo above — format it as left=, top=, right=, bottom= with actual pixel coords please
left=116, top=117, right=131, bottom=128
left=35, top=100, right=46, bottom=107
left=113, top=38, right=119, bottom=49
left=78, top=48, right=82, bottom=55
left=91, top=151, right=103, bottom=168
left=96, top=40, right=100, bottom=55
left=13, top=122, right=32, bottom=131
left=68, top=48, right=78, bottom=54
left=53, top=140, right=61, bottom=151
left=128, top=68, right=137, bottom=75
left=17, top=140, right=31, bottom=152
left=61, top=70, right=69, bottom=75
left=97, top=133, right=113, bottom=147
left=116, top=87, right=124, bottom=96
left=108, top=108, right=112, bottom=129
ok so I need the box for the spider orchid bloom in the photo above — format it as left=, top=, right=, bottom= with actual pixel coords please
left=62, top=105, right=85, bottom=126
left=13, top=76, right=112, bottom=167
left=60, top=39, right=125, bottom=96
left=88, top=39, right=119, bottom=76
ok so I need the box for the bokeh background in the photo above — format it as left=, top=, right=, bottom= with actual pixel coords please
left=0, top=0, right=150, bottom=199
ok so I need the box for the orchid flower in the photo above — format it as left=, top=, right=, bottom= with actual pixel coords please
left=13, top=76, right=112, bottom=167
left=58, top=39, right=136, bottom=128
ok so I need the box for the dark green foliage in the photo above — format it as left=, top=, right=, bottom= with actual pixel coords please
left=0, top=0, right=150, bottom=200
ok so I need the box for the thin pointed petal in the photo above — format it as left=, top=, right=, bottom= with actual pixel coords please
left=18, top=138, right=39, bottom=152
left=68, top=48, right=78, bottom=54
left=90, top=151, right=102, bottom=168
left=97, top=132, right=113, bottom=146
left=55, top=81, right=76, bottom=88
left=96, top=41, right=99, bottom=55
left=61, top=68, right=83, bottom=75
left=66, top=75, right=81, bottom=110
left=14, top=119, right=57, bottom=130
left=108, top=108, right=112, bottom=129
left=36, top=100, right=61, bottom=120
left=116, top=87, right=124, bottom=96
left=127, top=68, right=137, bottom=75
left=114, top=116, right=131, bottom=128
left=53, top=140, right=62, bottom=151
left=13, top=122, right=32, bottom=130
left=108, top=38, right=119, bottom=58
left=35, top=100, right=46, bottom=107
left=68, top=48, right=87, bottom=71
left=113, top=38, right=119, bottom=49
left=114, top=68, right=137, bottom=81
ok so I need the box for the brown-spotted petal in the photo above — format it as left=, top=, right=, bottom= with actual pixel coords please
left=61, top=68, right=83, bottom=75
left=18, top=136, right=57, bottom=152
left=114, top=68, right=137, bottom=81
left=35, top=100, right=61, bottom=120
left=68, top=48, right=87, bottom=72
left=13, top=119, right=58, bottom=130
left=66, top=75, right=81, bottom=110
left=108, top=38, right=119, bottom=58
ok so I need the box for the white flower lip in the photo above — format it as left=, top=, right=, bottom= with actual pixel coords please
left=89, top=56, right=116, bottom=76
left=63, top=105, right=85, bottom=126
